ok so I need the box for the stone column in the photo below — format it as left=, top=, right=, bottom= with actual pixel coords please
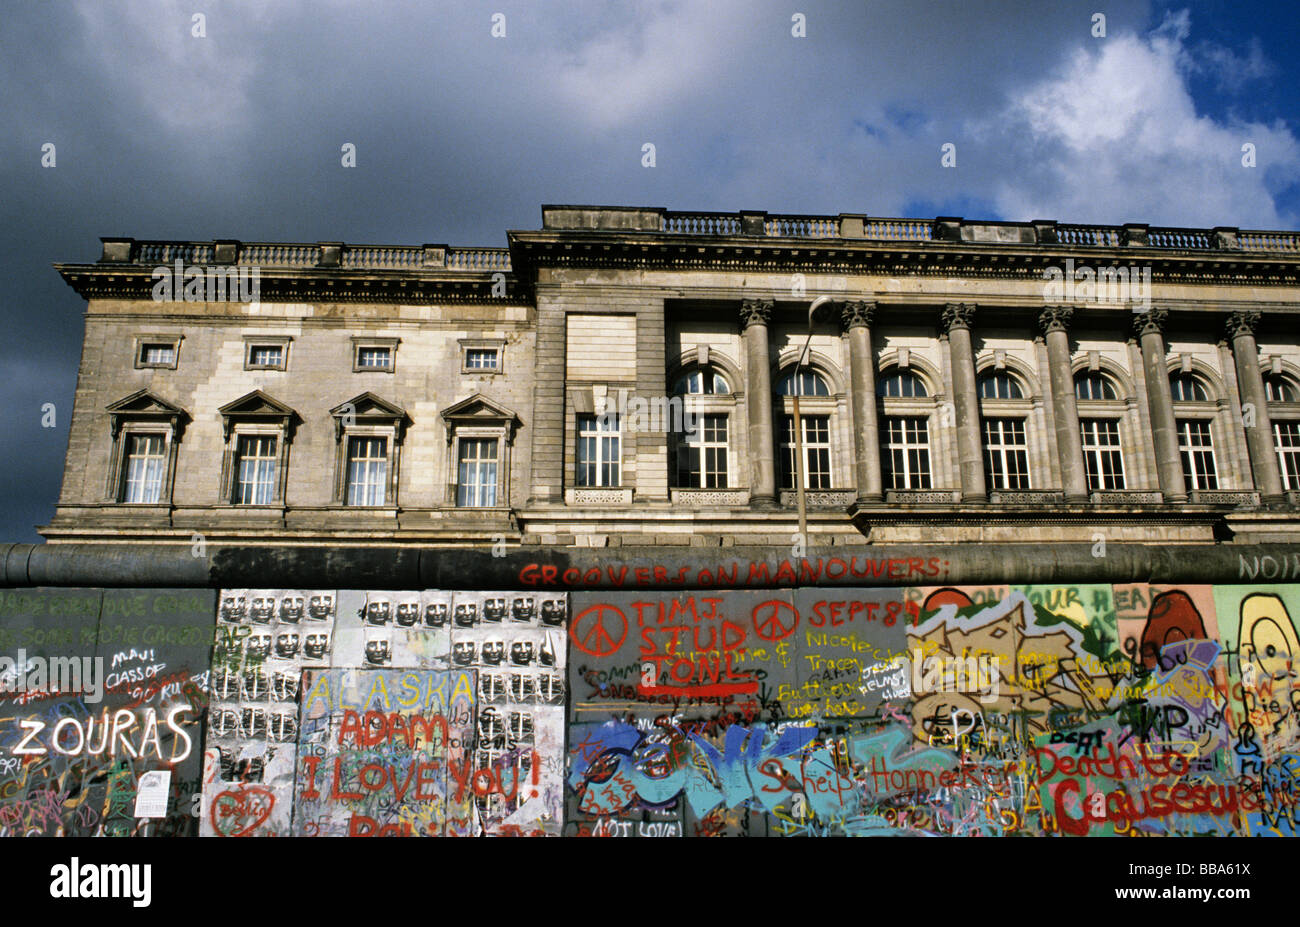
left=1039, top=307, right=1089, bottom=501
left=741, top=298, right=777, bottom=504
left=1134, top=309, right=1187, bottom=502
left=1225, top=310, right=1284, bottom=498
left=842, top=300, right=883, bottom=501
left=941, top=302, right=986, bottom=501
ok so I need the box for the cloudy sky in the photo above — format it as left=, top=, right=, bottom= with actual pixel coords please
left=2, top=0, right=1297, bottom=541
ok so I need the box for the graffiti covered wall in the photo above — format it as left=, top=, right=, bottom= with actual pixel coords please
left=566, top=583, right=1300, bottom=836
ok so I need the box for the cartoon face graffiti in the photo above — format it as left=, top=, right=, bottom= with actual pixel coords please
left=452, top=641, right=476, bottom=666
left=365, top=600, right=392, bottom=626
left=540, top=599, right=565, bottom=626
left=509, top=641, right=535, bottom=666
left=511, top=597, right=535, bottom=622
left=250, top=597, right=275, bottom=624
left=365, top=640, right=391, bottom=666
left=278, top=596, right=304, bottom=623
left=481, top=641, right=506, bottom=666
left=307, top=594, right=334, bottom=620
left=304, top=633, right=330, bottom=660
left=424, top=602, right=449, bottom=628
left=454, top=603, right=479, bottom=628
left=274, top=633, right=300, bottom=658
left=220, top=595, right=247, bottom=623
left=273, top=670, right=299, bottom=702
left=1238, top=593, right=1300, bottom=750
left=396, top=602, right=420, bottom=626
left=245, top=634, right=272, bottom=660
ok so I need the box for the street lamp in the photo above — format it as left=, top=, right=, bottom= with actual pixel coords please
left=793, top=296, right=834, bottom=546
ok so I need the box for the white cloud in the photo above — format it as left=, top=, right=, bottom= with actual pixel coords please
left=975, top=10, right=1299, bottom=228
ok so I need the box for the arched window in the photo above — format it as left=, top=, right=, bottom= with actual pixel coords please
left=673, top=367, right=730, bottom=396
left=1264, top=373, right=1300, bottom=404
left=977, top=371, right=1023, bottom=400
left=1169, top=372, right=1216, bottom=490
left=1265, top=373, right=1300, bottom=490
left=1073, top=370, right=1125, bottom=490
left=1074, top=371, right=1118, bottom=401
left=776, top=369, right=830, bottom=396
left=978, top=370, right=1030, bottom=489
left=1169, top=373, right=1210, bottom=403
left=877, top=370, right=928, bottom=398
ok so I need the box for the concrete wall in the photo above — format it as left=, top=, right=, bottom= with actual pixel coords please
left=1, top=579, right=1296, bottom=836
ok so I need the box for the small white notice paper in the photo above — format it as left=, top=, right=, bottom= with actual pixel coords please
left=134, top=770, right=171, bottom=819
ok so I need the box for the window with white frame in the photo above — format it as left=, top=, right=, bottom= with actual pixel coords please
left=1074, top=372, right=1118, bottom=401
left=776, top=370, right=830, bottom=396
left=122, top=434, right=166, bottom=503
left=577, top=414, right=620, bottom=487
left=134, top=336, right=181, bottom=369
left=676, top=413, right=729, bottom=488
left=673, top=367, right=730, bottom=395
left=465, top=349, right=498, bottom=370
left=457, top=438, right=499, bottom=506
left=779, top=415, right=831, bottom=489
left=345, top=436, right=388, bottom=506
left=244, top=339, right=290, bottom=371
left=978, top=371, right=1024, bottom=400
left=983, top=418, right=1030, bottom=490
left=882, top=416, right=931, bottom=489
left=1264, top=373, right=1300, bottom=404
left=1079, top=419, right=1126, bottom=490
left=1176, top=419, right=1218, bottom=491
left=1274, top=421, right=1300, bottom=491
left=352, top=338, right=399, bottom=373
left=878, top=370, right=929, bottom=398
left=234, top=435, right=278, bottom=504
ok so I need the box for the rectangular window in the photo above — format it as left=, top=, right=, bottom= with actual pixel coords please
left=779, top=415, right=832, bottom=490
left=882, top=416, right=931, bottom=490
left=676, top=414, right=729, bottom=488
left=139, top=344, right=176, bottom=366
left=576, top=414, right=621, bottom=487
left=1079, top=419, right=1126, bottom=491
left=122, top=434, right=166, bottom=503
left=457, top=438, right=499, bottom=506
left=248, top=345, right=284, bottom=368
left=356, top=346, right=392, bottom=369
left=345, top=436, right=388, bottom=506
left=465, top=348, right=499, bottom=370
left=983, top=418, right=1030, bottom=490
left=234, top=435, right=278, bottom=504
left=1177, top=419, right=1218, bottom=491
left=1275, top=421, right=1300, bottom=491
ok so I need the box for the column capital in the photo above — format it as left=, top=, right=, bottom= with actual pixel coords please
left=1038, top=305, right=1074, bottom=335
left=1224, top=310, right=1261, bottom=341
left=940, top=302, right=976, bottom=333
left=739, top=298, right=774, bottom=329
left=1131, top=309, right=1169, bottom=339
left=840, top=299, right=876, bottom=331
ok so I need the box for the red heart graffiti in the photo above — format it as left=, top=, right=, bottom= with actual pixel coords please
left=211, top=787, right=275, bottom=837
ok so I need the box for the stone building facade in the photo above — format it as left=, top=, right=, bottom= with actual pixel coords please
left=46, top=206, right=1300, bottom=550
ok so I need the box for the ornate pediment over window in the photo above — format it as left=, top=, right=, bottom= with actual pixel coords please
left=330, top=392, right=410, bottom=443
left=106, top=390, right=189, bottom=439
left=439, top=393, right=521, bottom=445
left=217, top=390, right=299, bottom=442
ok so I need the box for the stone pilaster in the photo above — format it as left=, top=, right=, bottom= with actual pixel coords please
left=741, top=298, right=777, bottom=504
left=1133, top=309, right=1187, bottom=501
left=1039, top=307, right=1089, bottom=501
left=941, top=302, right=986, bottom=501
left=1225, top=311, right=1284, bottom=498
left=842, top=300, right=882, bottom=501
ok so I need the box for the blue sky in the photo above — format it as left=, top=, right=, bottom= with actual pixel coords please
left=2, top=0, right=1297, bottom=540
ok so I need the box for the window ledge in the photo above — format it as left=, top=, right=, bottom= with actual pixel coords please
left=885, top=490, right=961, bottom=504
left=779, top=489, right=857, bottom=507
left=1188, top=490, right=1260, bottom=506
left=988, top=490, right=1065, bottom=504
left=565, top=488, right=633, bottom=505
left=1089, top=490, right=1164, bottom=504
left=670, top=489, right=751, bottom=507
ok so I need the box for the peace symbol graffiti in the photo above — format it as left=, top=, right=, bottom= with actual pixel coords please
left=570, top=604, right=629, bottom=657
left=752, top=600, right=798, bottom=642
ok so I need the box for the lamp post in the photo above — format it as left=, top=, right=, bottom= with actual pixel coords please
left=793, top=296, right=834, bottom=546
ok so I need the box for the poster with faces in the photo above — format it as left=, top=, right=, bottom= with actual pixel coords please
left=331, top=590, right=454, bottom=669
left=200, top=589, right=337, bottom=837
